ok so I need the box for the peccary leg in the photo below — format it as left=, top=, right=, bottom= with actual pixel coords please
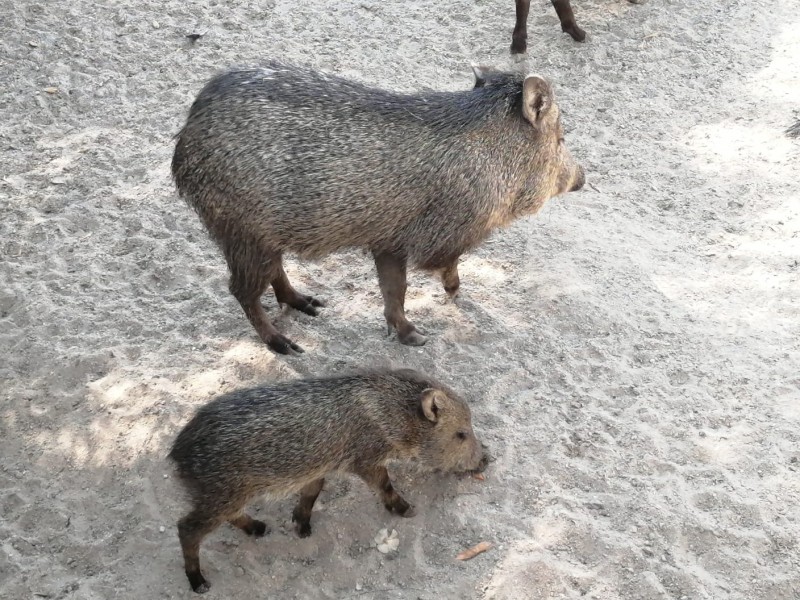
left=228, top=513, right=269, bottom=537
left=354, top=465, right=416, bottom=518
left=373, top=251, right=427, bottom=346
left=271, top=261, right=325, bottom=317
left=177, top=510, right=223, bottom=594
left=511, top=0, right=530, bottom=54
left=440, top=260, right=461, bottom=299
left=552, top=0, right=586, bottom=42
left=291, top=478, right=324, bottom=538
left=227, top=253, right=304, bottom=355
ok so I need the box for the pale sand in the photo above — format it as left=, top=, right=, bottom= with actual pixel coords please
left=1, top=0, right=799, bottom=598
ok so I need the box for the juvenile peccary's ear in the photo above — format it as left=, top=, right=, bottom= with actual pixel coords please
left=420, top=388, right=448, bottom=422
left=522, top=75, right=555, bottom=125
left=471, top=65, right=492, bottom=88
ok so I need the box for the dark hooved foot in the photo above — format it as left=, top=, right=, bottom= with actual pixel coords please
left=385, top=497, right=416, bottom=517
left=287, top=295, right=325, bottom=317
left=266, top=334, right=304, bottom=355
left=398, top=329, right=428, bottom=347
left=510, top=38, right=527, bottom=54
left=243, top=519, right=268, bottom=537
left=291, top=514, right=313, bottom=538
left=187, top=570, right=209, bottom=594
left=563, top=23, right=586, bottom=41
left=444, top=285, right=460, bottom=299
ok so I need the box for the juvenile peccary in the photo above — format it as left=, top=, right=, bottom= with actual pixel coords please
left=511, top=0, right=645, bottom=53
left=172, top=61, right=584, bottom=354
left=169, top=368, right=486, bottom=593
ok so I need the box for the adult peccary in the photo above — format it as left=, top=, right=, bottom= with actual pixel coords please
left=168, top=368, right=487, bottom=593
left=172, top=61, right=584, bottom=354
left=511, top=0, right=645, bottom=53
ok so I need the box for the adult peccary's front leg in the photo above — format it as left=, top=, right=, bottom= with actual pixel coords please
left=552, top=0, right=585, bottom=41
left=373, top=251, right=427, bottom=346
left=511, top=0, right=530, bottom=54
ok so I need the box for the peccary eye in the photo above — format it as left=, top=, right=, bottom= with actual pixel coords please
left=456, top=431, right=467, bottom=441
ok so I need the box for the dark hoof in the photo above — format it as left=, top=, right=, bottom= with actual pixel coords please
left=267, top=334, right=304, bottom=355
left=292, top=516, right=312, bottom=538
left=387, top=498, right=415, bottom=517
left=563, top=24, right=586, bottom=42
left=245, top=520, right=268, bottom=537
left=510, top=39, right=527, bottom=55
left=291, top=295, right=325, bottom=317
left=398, top=330, right=428, bottom=347
left=187, top=571, right=209, bottom=594
left=444, top=285, right=460, bottom=300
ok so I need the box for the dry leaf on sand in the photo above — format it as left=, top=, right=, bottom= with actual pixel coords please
left=456, top=541, right=493, bottom=561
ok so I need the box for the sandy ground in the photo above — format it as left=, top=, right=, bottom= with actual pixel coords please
left=2, top=0, right=800, bottom=598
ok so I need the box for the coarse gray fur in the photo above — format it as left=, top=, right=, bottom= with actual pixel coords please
left=172, top=61, right=584, bottom=353
left=168, top=367, right=486, bottom=593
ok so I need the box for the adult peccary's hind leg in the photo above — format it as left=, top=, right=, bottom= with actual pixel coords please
left=228, top=513, right=269, bottom=537
left=373, top=251, right=427, bottom=346
left=440, top=260, right=460, bottom=299
left=552, top=0, right=585, bottom=42
left=271, top=260, right=325, bottom=316
left=177, top=509, right=224, bottom=594
left=354, top=465, right=415, bottom=517
left=226, top=244, right=304, bottom=355
left=291, top=478, right=324, bottom=538
left=511, top=0, right=530, bottom=54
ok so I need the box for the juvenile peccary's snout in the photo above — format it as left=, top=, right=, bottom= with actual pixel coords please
left=172, top=61, right=585, bottom=353
left=168, top=368, right=485, bottom=593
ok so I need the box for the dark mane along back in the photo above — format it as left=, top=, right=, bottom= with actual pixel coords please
left=187, top=61, right=527, bottom=135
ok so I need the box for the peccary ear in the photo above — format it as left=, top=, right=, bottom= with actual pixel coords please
left=420, top=388, right=447, bottom=423
left=522, top=75, right=554, bottom=124
left=471, top=64, right=492, bottom=88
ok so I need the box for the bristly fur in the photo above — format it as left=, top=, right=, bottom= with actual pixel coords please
left=170, top=60, right=583, bottom=352
left=171, top=60, right=579, bottom=265
left=169, top=368, right=486, bottom=593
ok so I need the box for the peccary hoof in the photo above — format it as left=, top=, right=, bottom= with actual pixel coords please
left=292, top=516, right=312, bottom=538
left=444, top=286, right=460, bottom=300
left=386, top=499, right=416, bottom=517
left=187, top=571, right=209, bottom=594
left=267, top=334, right=304, bottom=355
left=563, top=23, right=586, bottom=42
left=194, top=582, right=210, bottom=595
left=510, top=37, right=527, bottom=55
left=399, top=330, right=427, bottom=347
left=287, top=295, right=325, bottom=317
left=246, top=520, right=268, bottom=537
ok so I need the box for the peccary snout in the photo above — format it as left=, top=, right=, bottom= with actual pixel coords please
left=168, top=368, right=486, bottom=594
